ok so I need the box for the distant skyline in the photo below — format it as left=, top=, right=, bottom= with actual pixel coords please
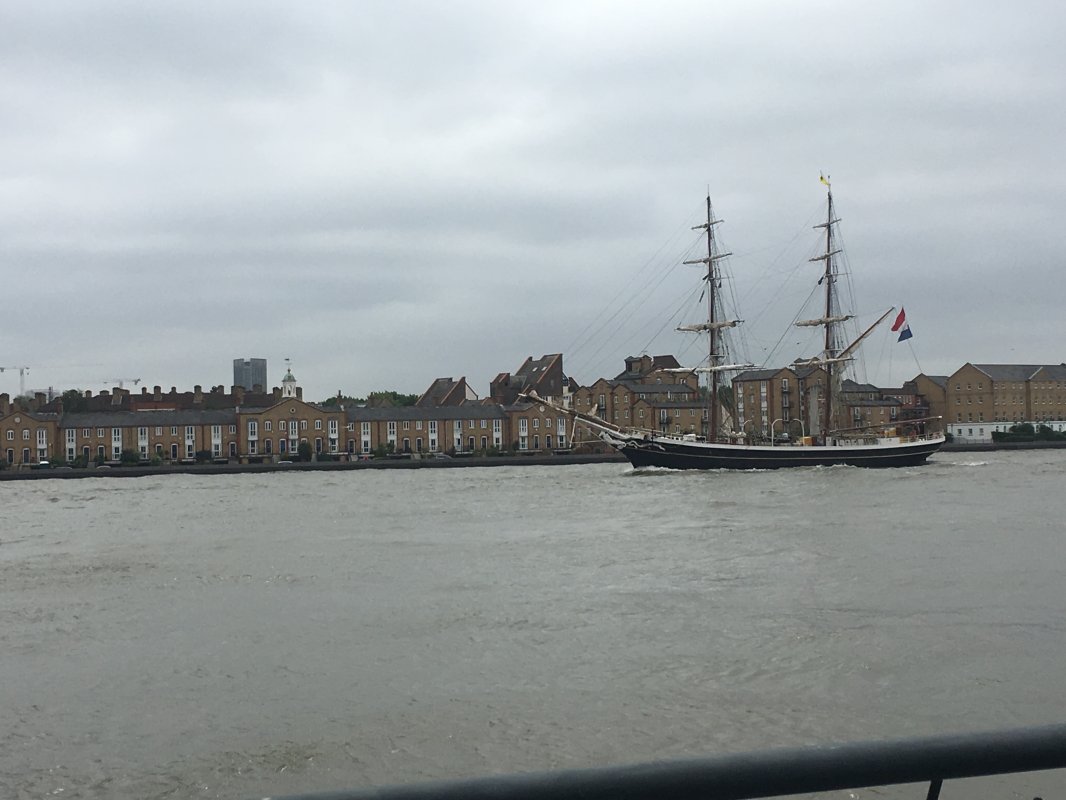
left=3, top=1, right=1065, bottom=401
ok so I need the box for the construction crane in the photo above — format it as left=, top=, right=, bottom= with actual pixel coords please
left=0, top=366, right=30, bottom=396
left=104, top=378, right=141, bottom=389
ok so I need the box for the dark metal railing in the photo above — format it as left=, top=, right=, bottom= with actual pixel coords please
left=263, top=723, right=1066, bottom=800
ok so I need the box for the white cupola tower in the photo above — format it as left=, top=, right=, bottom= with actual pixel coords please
left=282, top=365, right=298, bottom=399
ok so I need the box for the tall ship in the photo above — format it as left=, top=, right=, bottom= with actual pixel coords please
left=530, top=178, right=945, bottom=469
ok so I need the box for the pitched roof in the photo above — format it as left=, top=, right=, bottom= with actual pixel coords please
left=60, top=409, right=238, bottom=426
left=618, top=380, right=696, bottom=396
left=0, top=409, right=60, bottom=422
left=345, top=405, right=506, bottom=422
left=913, top=374, right=948, bottom=388
left=417, top=379, right=464, bottom=409
left=614, top=354, right=683, bottom=380
left=841, top=379, right=880, bottom=393
left=733, top=368, right=782, bottom=381
left=970, top=364, right=1045, bottom=381
left=1031, top=364, right=1066, bottom=380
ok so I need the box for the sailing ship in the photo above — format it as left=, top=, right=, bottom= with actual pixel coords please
left=528, top=179, right=945, bottom=469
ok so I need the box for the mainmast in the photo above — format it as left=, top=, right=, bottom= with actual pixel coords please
left=810, top=176, right=843, bottom=439
left=682, top=196, right=730, bottom=440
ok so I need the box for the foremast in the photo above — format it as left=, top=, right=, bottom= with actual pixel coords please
left=807, top=176, right=848, bottom=440
left=682, top=196, right=733, bottom=441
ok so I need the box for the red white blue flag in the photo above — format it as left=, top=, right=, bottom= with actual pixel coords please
left=891, top=308, right=913, bottom=342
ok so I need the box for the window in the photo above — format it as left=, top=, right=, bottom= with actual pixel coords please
left=416, top=420, right=422, bottom=431
left=170, top=426, right=177, bottom=435
left=83, top=428, right=90, bottom=437
left=315, top=419, right=322, bottom=430
left=4, top=431, right=10, bottom=441
left=403, top=420, right=410, bottom=430
left=229, top=425, right=236, bottom=434
left=155, top=426, right=162, bottom=435
left=23, top=429, right=29, bottom=440
left=265, top=420, right=272, bottom=432
left=300, top=420, right=307, bottom=430
left=98, top=428, right=106, bottom=437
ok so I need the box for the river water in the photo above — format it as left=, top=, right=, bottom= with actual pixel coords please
left=3, top=451, right=1066, bottom=799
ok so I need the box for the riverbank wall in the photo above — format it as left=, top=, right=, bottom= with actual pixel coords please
left=0, top=452, right=628, bottom=481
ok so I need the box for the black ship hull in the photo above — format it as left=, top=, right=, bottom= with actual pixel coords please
left=611, top=435, right=945, bottom=470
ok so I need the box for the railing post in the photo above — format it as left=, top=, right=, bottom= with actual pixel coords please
left=925, top=778, right=942, bottom=800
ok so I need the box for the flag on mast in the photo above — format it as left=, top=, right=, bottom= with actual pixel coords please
left=891, top=307, right=913, bottom=342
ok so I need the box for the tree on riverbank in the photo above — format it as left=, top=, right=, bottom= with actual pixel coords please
left=321, top=390, right=418, bottom=408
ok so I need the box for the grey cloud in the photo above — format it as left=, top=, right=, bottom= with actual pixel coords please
left=3, top=1, right=1066, bottom=400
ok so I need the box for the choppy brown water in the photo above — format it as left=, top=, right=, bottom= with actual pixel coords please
left=3, top=452, right=1066, bottom=799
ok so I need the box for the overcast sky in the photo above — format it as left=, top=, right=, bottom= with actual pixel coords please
left=2, top=1, right=1064, bottom=401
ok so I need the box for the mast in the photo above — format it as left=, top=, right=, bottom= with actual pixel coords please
left=809, top=176, right=843, bottom=439
left=683, top=196, right=730, bottom=440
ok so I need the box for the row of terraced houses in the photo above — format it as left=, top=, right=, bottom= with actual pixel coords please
left=2, top=356, right=1066, bottom=467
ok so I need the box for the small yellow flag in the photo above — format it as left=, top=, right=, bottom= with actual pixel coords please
left=819, top=173, right=830, bottom=187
